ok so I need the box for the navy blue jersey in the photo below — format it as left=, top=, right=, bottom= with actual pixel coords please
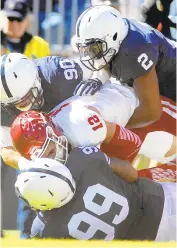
left=31, top=148, right=164, bottom=240
left=111, top=19, right=176, bottom=100
left=1, top=56, right=84, bottom=124
left=35, top=56, right=84, bottom=112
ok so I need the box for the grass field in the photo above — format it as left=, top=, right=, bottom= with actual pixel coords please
left=1, top=231, right=176, bottom=248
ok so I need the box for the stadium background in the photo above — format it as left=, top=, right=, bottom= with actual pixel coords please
left=0, top=0, right=176, bottom=246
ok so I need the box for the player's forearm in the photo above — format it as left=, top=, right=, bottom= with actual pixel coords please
left=0, top=146, right=21, bottom=169
left=126, top=105, right=160, bottom=128
left=110, top=157, right=137, bottom=183
left=127, top=67, right=162, bottom=128
left=103, top=122, right=142, bottom=162
left=0, top=45, right=6, bottom=56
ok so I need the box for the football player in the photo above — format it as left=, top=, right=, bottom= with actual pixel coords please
left=15, top=150, right=176, bottom=241
left=0, top=51, right=102, bottom=238
left=0, top=52, right=107, bottom=117
left=75, top=5, right=176, bottom=128
left=1, top=54, right=176, bottom=180
left=9, top=90, right=175, bottom=163
left=7, top=92, right=176, bottom=182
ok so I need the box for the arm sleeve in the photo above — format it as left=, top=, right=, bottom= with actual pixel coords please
left=66, top=147, right=109, bottom=182
left=89, top=83, right=139, bottom=127
left=101, top=126, right=142, bottom=162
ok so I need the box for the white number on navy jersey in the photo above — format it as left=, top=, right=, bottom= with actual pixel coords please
left=68, top=211, right=115, bottom=240
left=138, top=53, right=153, bottom=70
left=59, top=59, right=78, bottom=80
left=81, top=146, right=99, bottom=155
left=68, top=184, right=129, bottom=240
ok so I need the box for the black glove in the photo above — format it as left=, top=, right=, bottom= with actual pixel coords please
left=73, top=78, right=103, bottom=96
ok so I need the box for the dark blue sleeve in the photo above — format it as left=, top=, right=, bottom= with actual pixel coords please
left=34, top=56, right=84, bottom=111
left=35, top=56, right=84, bottom=86
left=123, top=42, right=159, bottom=80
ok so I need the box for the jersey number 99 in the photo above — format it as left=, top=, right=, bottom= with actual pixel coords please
left=68, top=184, right=129, bottom=240
left=60, top=59, right=78, bottom=80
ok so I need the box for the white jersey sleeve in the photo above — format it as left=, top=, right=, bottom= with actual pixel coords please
left=87, top=82, right=139, bottom=127
left=51, top=102, right=107, bottom=147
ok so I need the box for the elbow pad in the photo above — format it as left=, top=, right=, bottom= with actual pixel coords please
left=139, top=131, right=175, bottom=163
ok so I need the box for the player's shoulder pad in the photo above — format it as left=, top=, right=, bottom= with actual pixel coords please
left=56, top=56, right=84, bottom=79
left=55, top=104, right=107, bottom=147
left=35, top=56, right=83, bottom=83
left=71, top=146, right=109, bottom=163
left=115, top=33, right=159, bottom=79
left=66, top=147, right=110, bottom=181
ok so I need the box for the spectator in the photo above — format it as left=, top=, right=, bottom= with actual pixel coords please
left=0, top=0, right=50, bottom=57
left=27, top=0, right=58, bottom=38
left=141, top=0, right=176, bottom=40
left=28, top=0, right=87, bottom=45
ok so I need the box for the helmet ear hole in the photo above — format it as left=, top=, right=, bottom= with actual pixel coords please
left=113, top=32, right=117, bottom=41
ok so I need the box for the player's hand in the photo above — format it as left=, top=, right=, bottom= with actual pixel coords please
left=0, top=146, right=21, bottom=169
left=73, top=78, right=102, bottom=96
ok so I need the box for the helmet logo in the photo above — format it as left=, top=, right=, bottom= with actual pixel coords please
left=110, top=12, right=117, bottom=18
left=113, top=33, right=117, bottom=41
left=13, top=72, right=17, bottom=78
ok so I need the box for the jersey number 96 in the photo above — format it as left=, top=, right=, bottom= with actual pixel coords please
left=60, top=59, right=78, bottom=80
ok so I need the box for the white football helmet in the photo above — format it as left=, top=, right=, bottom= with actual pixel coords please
left=75, top=5, right=128, bottom=71
left=0, top=53, right=43, bottom=111
left=15, top=158, right=76, bottom=211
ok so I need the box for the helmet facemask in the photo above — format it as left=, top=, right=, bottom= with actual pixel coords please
left=76, top=38, right=116, bottom=71
left=31, top=126, right=69, bottom=165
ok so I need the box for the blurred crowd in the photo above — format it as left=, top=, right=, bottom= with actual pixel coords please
left=0, top=0, right=176, bottom=58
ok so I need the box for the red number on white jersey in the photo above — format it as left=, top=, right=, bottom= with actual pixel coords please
left=88, top=115, right=103, bottom=131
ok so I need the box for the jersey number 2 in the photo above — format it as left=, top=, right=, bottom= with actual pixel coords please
left=68, top=184, right=129, bottom=240
left=138, top=53, right=153, bottom=70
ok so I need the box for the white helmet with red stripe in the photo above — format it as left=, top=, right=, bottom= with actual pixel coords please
left=0, top=53, right=43, bottom=111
